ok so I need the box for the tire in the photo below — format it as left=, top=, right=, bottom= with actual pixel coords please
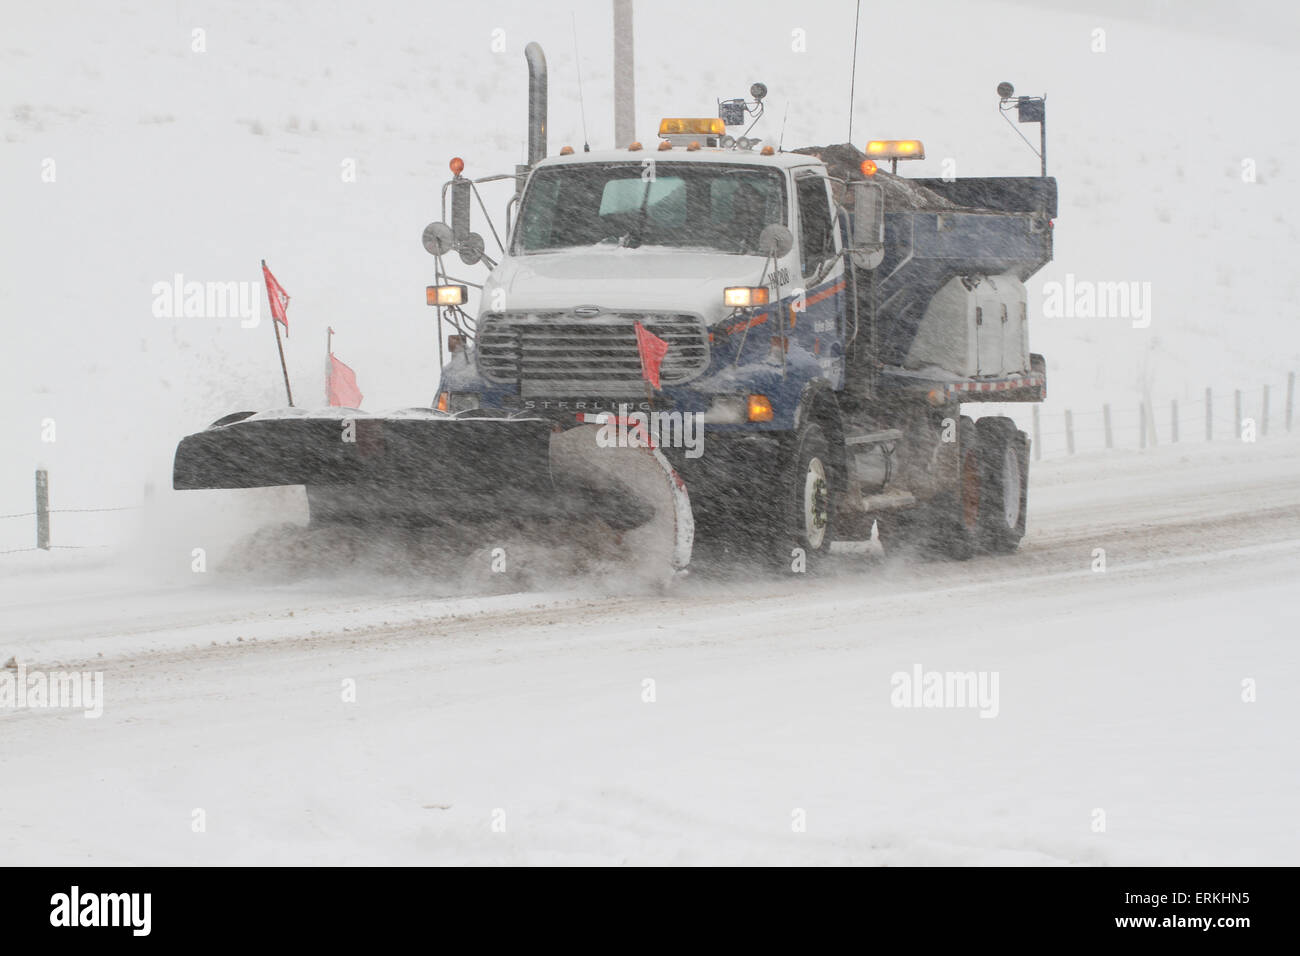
left=920, top=415, right=981, bottom=560
left=767, top=423, right=836, bottom=572
left=976, top=416, right=1028, bottom=553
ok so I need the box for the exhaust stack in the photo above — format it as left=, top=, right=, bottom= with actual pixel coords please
left=525, top=42, right=547, bottom=165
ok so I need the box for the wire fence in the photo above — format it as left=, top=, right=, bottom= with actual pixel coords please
left=4, top=372, right=1294, bottom=553
left=1026, top=374, right=1296, bottom=460
left=0, top=545, right=112, bottom=555
left=0, top=471, right=142, bottom=555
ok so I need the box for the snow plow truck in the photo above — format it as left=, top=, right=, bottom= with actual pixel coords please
left=173, top=42, right=1055, bottom=575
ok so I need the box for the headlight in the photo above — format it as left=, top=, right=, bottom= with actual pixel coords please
left=436, top=391, right=481, bottom=413
left=704, top=396, right=746, bottom=424
left=723, top=287, right=770, bottom=309
left=427, top=284, right=468, bottom=306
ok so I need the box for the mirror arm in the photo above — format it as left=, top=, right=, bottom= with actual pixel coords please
left=470, top=181, right=506, bottom=255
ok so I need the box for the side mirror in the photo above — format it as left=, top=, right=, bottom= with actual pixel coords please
left=457, top=232, right=485, bottom=266
left=757, top=223, right=793, bottom=258
left=422, top=222, right=454, bottom=256
left=422, top=218, right=485, bottom=266
left=850, top=181, right=885, bottom=270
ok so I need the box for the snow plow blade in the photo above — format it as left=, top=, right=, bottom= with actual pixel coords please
left=173, top=410, right=693, bottom=570
left=173, top=410, right=554, bottom=516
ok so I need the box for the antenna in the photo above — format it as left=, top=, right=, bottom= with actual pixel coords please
left=778, top=101, right=789, bottom=153
left=847, top=0, right=862, bottom=142
left=996, top=81, right=1047, bottom=177
left=572, top=13, right=591, bottom=151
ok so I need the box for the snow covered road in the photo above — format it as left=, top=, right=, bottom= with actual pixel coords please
left=2, top=437, right=1298, bottom=865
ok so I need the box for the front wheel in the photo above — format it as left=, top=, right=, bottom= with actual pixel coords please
left=767, top=423, right=836, bottom=572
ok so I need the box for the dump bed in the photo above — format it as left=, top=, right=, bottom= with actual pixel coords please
left=913, top=176, right=1058, bottom=218
left=799, top=144, right=1056, bottom=370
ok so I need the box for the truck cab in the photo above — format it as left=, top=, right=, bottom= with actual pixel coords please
left=438, top=144, right=851, bottom=433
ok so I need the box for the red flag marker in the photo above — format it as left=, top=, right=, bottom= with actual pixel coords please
left=633, top=320, right=669, bottom=390
left=327, top=353, right=363, bottom=408
left=262, top=262, right=290, bottom=332
left=262, top=259, right=294, bottom=406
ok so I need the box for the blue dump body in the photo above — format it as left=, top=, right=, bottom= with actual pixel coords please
left=872, top=175, right=1056, bottom=367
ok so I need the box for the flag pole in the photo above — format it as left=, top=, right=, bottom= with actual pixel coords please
left=263, top=259, right=294, bottom=406
left=325, top=326, right=333, bottom=404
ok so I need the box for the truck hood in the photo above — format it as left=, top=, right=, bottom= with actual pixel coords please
left=483, top=248, right=771, bottom=323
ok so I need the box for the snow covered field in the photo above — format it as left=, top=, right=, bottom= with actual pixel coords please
left=2, top=1, right=1298, bottom=866
left=3, top=436, right=1297, bottom=865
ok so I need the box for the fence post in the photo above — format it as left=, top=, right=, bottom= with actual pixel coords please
left=1103, top=404, right=1113, bottom=449
left=1205, top=387, right=1212, bottom=441
left=35, top=469, right=50, bottom=551
left=1140, top=403, right=1147, bottom=450
left=1064, top=410, right=1075, bottom=455
left=1171, top=399, right=1179, bottom=443
left=1032, top=404, right=1041, bottom=461
left=1235, top=389, right=1243, bottom=439
left=1287, top=372, right=1295, bottom=432
left=1262, top=385, right=1270, bottom=437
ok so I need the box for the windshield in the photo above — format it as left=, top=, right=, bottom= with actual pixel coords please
left=514, top=162, right=787, bottom=256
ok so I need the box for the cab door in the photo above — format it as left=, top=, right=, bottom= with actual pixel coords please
left=793, top=170, right=847, bottom=387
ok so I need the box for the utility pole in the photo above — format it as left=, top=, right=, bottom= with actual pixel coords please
left=613, top=0, right=636, bottom=147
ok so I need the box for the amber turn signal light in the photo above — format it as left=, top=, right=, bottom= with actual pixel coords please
left=747, top=394, right=774, bottom=422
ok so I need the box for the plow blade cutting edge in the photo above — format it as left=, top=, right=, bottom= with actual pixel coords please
left=173, top=410, right=694, bottom=571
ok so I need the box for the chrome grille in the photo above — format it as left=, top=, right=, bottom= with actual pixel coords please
left=476, top=312, right=709, bottom=395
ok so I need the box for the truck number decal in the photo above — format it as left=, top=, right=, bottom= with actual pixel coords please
left=767, top=267, right=791, bottom=288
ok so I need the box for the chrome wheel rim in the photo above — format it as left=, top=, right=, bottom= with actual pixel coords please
left=804, top=457, right=829, bottom=550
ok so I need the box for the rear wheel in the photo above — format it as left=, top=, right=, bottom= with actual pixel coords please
left=976, top=416, right=1028, bottom=553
